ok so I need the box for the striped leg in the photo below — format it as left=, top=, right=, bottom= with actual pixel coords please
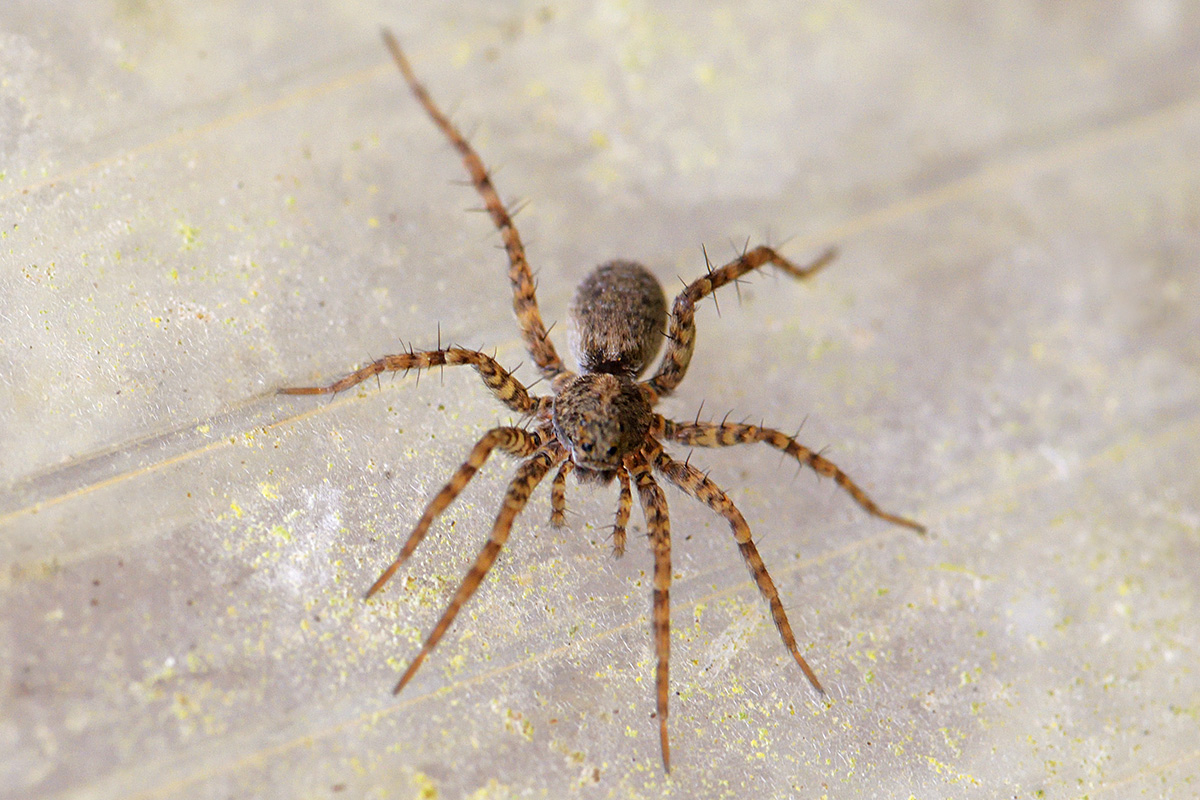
left=652, top=445, right=827, bottom=694
left=611, top=467, right=632, bottom=558
left=279, top=347, right=540, bottom=415
left=547, top=460, right=632, bottom=557
left=381, top=31, right=567, bottom=381
left=627, top=451, right=673, bottom=772
left=644, top=246, right=835, bottom=398
left=392, top=444, right=563, bottom=694
left=366, top=426, right=547, bottom=598
left=660, top=417, right=925, bottom=533
left=549, top=459, right=573, bottom=527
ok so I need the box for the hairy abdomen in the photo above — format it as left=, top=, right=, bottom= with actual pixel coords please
left=567, top=261, right=667, bottom=376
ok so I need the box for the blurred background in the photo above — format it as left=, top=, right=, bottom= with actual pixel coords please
left=2, top=1, right=1198, bottom=798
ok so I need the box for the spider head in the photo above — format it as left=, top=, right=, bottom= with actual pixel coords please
left=553, top=373, right=652, bottom=479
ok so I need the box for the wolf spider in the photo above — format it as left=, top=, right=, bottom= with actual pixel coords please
left=280, top=30, right=924, bottom=772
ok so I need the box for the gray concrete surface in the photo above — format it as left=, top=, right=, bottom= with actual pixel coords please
left=2, top=1, right=1199, bottom=798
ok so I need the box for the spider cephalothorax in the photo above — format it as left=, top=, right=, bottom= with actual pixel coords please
left=280, top=31, right=925, bottom=773
left=552, top=372, right=653, bottom=480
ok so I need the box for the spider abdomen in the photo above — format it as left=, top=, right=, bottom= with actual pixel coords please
left=567, top=260, right=667, bottom=377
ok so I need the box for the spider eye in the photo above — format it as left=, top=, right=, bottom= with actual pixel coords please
left=580, top=441, right=594, bottom=453
left=606, top=445, right=618, bottom=458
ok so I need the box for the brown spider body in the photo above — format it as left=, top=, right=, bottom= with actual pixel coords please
left=567, top=260, right=667, bottom=377
left=552, top=371, right=653, bottom=481
left=280, top=31, right=925, bottom=773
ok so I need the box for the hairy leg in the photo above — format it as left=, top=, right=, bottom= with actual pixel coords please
left=549, top=459, right=573, bottom=527
left=659, top=417, right=924, bottom=532
left=381, top=31, right=566, bottom=381
left=612, top=467, right=632, bottom=557
left=279, top=347, right=540, bottom=416
left=644, top=245, right=835, bottom=398
left=650, top=443, right=825, bottom=694
left=366, top=426, right=548, bottom=598
left=391, top=444, right=563, bottom=694
left=627, top=451, right=673, bottom=772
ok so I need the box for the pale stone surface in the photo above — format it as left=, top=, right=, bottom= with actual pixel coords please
left=2, top=2, right=1199, bottom=798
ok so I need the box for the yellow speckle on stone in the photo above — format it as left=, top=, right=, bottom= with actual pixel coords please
left=923, top=755, right=980, bottom=785
left=412, top=771, right=438, bottom=799
left=176, top=221, right=200, bottom=251
left=269, top=525, right=291, bottom=542
left=624, top=726, right=638, bottom=738
left=936, top=562, right=991, bottom=581
left=589, top=130, right=609, bottom=149
left=452, top=41, right=471, bottom=67
left=587, top=163, right=621, bottom=187
left=694, top=63, right=715, bottom=85
left=1030, top=341, right=1046, bottom=361
left=582, top=76, right=609, bottom=106
left=467, top=780, right=506, bottom=800
left=258, top=482, right=281, bottom=500
left=172, top=693, right=194, bottom=720
left=526, top=80, right=548, bottom=98
left=808, top=337, right=837, bottom=360
left=503, top=709, right=535, bottom=741
left=368, top=217, right=379, bottom=228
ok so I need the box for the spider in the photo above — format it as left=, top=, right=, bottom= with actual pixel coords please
left=280, top=30, right=925, bottom=772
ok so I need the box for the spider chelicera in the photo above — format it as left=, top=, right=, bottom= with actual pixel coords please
left=280, top=30, right=925, bottom=772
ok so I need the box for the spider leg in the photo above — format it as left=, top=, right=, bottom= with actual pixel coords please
left=549, top=459, right=573, bottom=527
left=551, top=462, right=632, bottom=556
left=366, top=426, right=547, bottom=598
left=279, top=347, right=539, bottom=415
left=658, top=416, right=925, bottom=533
left=649, top=441, right=826, bottom=695
left=392, top=443, right=564, bottom=695
left=627, top=451, right=673, bottom=772
left=380, top=30, right=567, bottom=382
left=612, top=467, right=632, bottom=558
left=644, top=246, right=835, bottom=399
